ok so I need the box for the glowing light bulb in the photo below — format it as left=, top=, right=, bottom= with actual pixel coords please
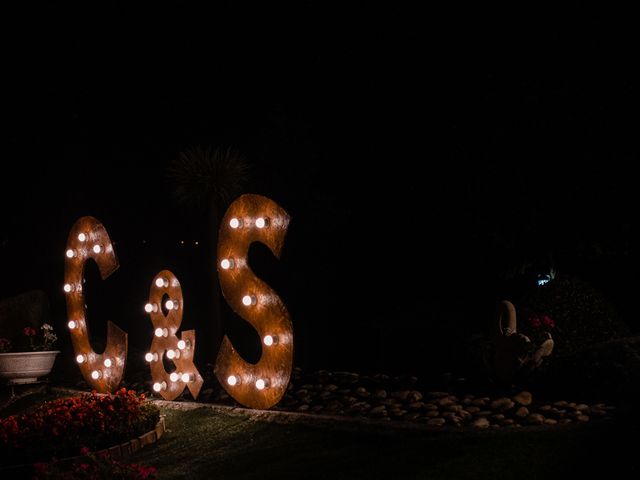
left=166, top=349, right=179, bottom=360
left=78, top=233, right=88, bottom=242
left=255, top=378, right=269, bottom=390
left=76, top=354, right=86, bottom=364
left=227, top=375, right=239, bottom=386
left=181, top=373, right=193, bottom=383
left=242, top=295, right=257, bottom=306
left=169, top=372, right=180, bottom=382
left=177, top=340, right=188, bottom=350
left=103, top=358, right=112, bottom=368
left=68, top=320, right=78, bottom=329
left=92, top=244, right=103, bottom=254
left=155, top=277, right=168, bottom=288
left=91, top=370, right=102, bottom=380
left=63, top=283, right=74, bottom=293
left=165, top=299, right=178, bottom=310
left=144, top=303, right=157, bottom=313
left=155, top=327, right=168, bottom=338
left=66, top=249, right=77, bottom=258
left=153, top=381, right=166, bottom=392
left=263, top=335, right=277, bottom=346
left=229, top=217, right=241, bottom=229
left=145, top=352, right=158, bottom=362
left=220, top=258, right=235, bottom=270
left=255, top=217, right=268, bottom=228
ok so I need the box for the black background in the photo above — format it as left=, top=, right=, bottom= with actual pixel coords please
left=1, top=4, right=637, bottom=378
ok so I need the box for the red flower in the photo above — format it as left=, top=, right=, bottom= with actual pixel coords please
left=23, top=327, right=37, bottom=337
left=542, top=315, right=555, bottom=328
left=528, top=315, right=541, bottom=328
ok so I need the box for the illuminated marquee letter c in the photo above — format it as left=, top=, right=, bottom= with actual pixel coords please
left=64, top=216, right=127, bottom=393
left=215, top=194, right=293, bottom=409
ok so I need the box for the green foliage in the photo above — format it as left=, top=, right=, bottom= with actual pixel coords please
left=520, top=274, right=628, bottom=356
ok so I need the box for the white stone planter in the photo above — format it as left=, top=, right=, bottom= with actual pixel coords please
left=0, top=351, right=60, bottom=385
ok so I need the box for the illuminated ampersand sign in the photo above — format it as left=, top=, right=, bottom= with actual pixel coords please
left=144, top=270, right=203, bottom=400
left=64, top=216, right=127, bottom=393
left=215, top=194, right=293, bottom=409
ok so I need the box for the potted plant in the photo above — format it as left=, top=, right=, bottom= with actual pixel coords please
left=0, top=323, right=59, bottom=384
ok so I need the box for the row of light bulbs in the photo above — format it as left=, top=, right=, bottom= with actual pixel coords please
left=228, top=216, right=269, bottom=229
left=152, top=371, right=195, bottom=392
left=226, top=375, right=270, bottom=390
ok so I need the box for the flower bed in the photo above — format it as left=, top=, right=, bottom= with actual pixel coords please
left=0, top=388, right=160, bottom=467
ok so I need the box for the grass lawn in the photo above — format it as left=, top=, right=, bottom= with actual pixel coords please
left=131, top=405, right=638, bottom=479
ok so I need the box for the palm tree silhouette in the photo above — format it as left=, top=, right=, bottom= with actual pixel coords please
left=166, top=146, right=249, bottom=352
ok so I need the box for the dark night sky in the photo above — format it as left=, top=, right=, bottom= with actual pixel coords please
left=1, top=4, right=637, bottom=376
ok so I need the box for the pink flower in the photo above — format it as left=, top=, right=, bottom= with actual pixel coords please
left=528, top=315, right=541, bottom=328
left=80, top=446, right=91, bottom=455
left=542, top=315, right=555, bottom=328
left=23, top=327, right=37, bottom=337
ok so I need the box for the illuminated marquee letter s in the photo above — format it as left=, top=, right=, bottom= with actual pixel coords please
left=215, top=194, right=293, bottom=409
left=64, top=216, right=127, bottom=393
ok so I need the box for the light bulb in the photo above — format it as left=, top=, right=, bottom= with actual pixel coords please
left=229, top=217, right=241, bottom=229
left=103, top=358, right=112, bottom=368
left=78, top=233, right=88, bottom=242
left=169, top=372, right=180, bottom=382
left=227, top=375, right=239, bottom=386
left=63, top=283, right=74, bottom=293
left=181, top=373, right=193, bottom=383
left=155, top=327, right=168, bottom=338
left=66, top=249, right=77, bottom=258
left=255, top=378, right=269, bottom=390
left=220, top=258, right=235, bottom=270
left=76, top=354, right=86, bottom=364
left=166, top=349, right=178, bottom=360
left=91, top=370, right=102, bottom=380
left=68, top=320, right=78, bottom=329
left=145, top=352, right=158, bottom=362
left=144, top=303, right=157, bottom=313
left=92, top=244, right=102, bottom=254
left=255, top=217, right=268, bottom=228
left=165, top=299, right=178, bottom=310
left=263, top=335, right=277, bottom=346
left=242, top=295, right=257, bottom=306
left=153, top=381, right=166, bottom=392
left=155, top=277, right=168, bottom=288
left=177, top=340, right=188, bottom=350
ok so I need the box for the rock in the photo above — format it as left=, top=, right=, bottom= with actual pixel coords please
left=425, top=410, right=440, bottom=418
left=407, top=391, right=423, bottom=402
left=472, top=417, right=490, bottom=429
left=405, top=412, right=421, bottom=421
left=324, top=384, right=339, bottom=392
left=490, top=398, right=515, bottom=412
left=447, top=405, right=463, bottom=413
left=369, top=405, right=388, bottom=417
left=466, top=406, right=480, bottom=414
left=553, top=400, right=569, bottom=408
left=491, top=414, right=505, bottom=422
left=295, top=389, right=309, bottom=398
left=502, top=418, right=515, bottom=426
left=544, top=418, right=558, bottom=425
left=568, top=402, right=577, bottom=408
left=408, top=402, right=425, bottom=410
left=390, top=409, right=407, bottom=418
left=472, top=397, right=489, bottom=406
left=392, top=390, right=411, bottom=401
left=427, top=418, right=446, bottom=427
left=311, top=405, right=324, bottom=413
left=559, top=419, right=572, bottom=424
left=461, top=397, right=473, bottom=406
left=343, top=396, right=358, bottom=405
left=355, top=387, right=370, bottom=398
left=319, top=391, right=332, bottom=400
left=588, top=408, right=606, bottom=417
left=374, top=389, right=387, bottom=399
left=515, top=407, right=529, bottom=418
left=576, top=415, right=590, bottom=423
left=575, top=404, right=589, bottom=411
left=297, top=404, right=310, bottom=412
left=539, top=405, right=552, bottom=412
left=475, top=410, right=493, bottom=417
left=424, top=403, right=438, bottom=411
left=526, top=413, right=545, bottom=425
left=438, top=396, right=457, bottom=407
left=459, top=410, right=472, bottom=421
left=512, top=391, right=532, bottom=406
